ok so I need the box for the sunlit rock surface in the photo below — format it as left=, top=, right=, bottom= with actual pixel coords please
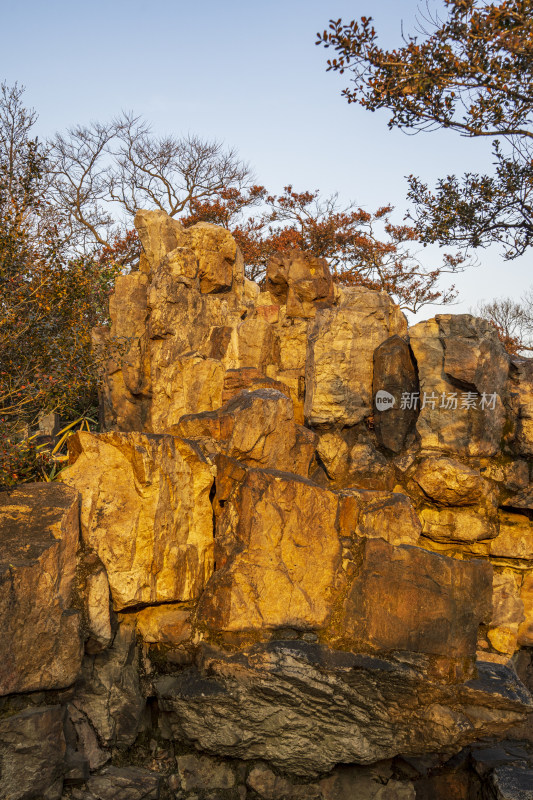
left=61, top=431, right=214, bottom=610
left=3, top=211, right=533, bottom=800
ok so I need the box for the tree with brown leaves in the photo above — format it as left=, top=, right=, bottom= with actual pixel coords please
left=317, top=0, right=533, bottom=259
left=182, top=184, right=466, bottom=312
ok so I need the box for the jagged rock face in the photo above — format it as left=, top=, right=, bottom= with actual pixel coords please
left=0, top=483, right=83, bottom=695
left=102, top=217, right=408, bottom=435
left=411, top=456, right=491, bottom=506
left=409, top=315, right=510, bottom=456
left=5, top=211, right=533, bottom=800
left=174, top=388, right=317, bottom=475
left=61, top=431, right=214, bottom=610
left=304, top=287, right=407, bottom=426
left=0, top=705, right=66, bottom=800
left=511, top=355, right=533, bottom=456
left=155, top=641, right=531, bottom=776
left=69, top=619, right=144, bottom=752
left=197, top=467, right=343, bottom=633
left=337, top=488, right=422, bottom=546
left=105, top=271, right=151, bottom=430
left=316, top=428, right=396, bottom=490
left=266, top=250, right=335, bottom=318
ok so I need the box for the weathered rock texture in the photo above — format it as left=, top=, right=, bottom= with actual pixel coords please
left=61, top=431, right=214, bottom=610
left=156, top=641, right=531, bottom=776
left=3, top=210, right=533, bottom=800
left=0, top=705, right=67, bottom=800
left=197, top=467, right=342, bottom=633
left=0, top=483, right=82, bottom=695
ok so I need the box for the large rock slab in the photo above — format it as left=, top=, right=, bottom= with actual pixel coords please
left=409, top=315, right=509, bottom=456
left=0, top=705, right=66, bottom=800
left=61, top=431, right=214, bottom=610
left=155, top=640, right=532, bottom=776
left=150, top=351, right=226, bottom=431
left=174, top=388, right=316, bottom=476
left=0, top=483, right=82, bottom=695
left=337, top=537, right=492, bottom=679
left=305, top=287, right=406, bottom=426
left=196, top=467, right=343, bottom=633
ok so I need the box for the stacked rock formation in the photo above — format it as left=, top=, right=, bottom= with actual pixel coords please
left=2, top=209, right=533, bottom=799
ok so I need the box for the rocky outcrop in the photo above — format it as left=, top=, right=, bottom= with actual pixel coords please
left=266, top=250, right=335, bottom=318
left=3, top=210, right=533, bottom=800
left=409, top=315, right=509, bottom=456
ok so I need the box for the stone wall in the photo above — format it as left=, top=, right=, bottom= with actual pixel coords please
left=2, top=210, right=533, bottom=799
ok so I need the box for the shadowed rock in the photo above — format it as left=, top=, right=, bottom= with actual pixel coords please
left=0, top=483, right=82, bottom=695
left=0, top=705, right=66, bottom=800
left=373, top=334, right=418, bottom=453
left=155, top=641, right=532, bottom=776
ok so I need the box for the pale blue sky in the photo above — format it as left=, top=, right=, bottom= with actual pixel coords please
left=1, top=0, right=530, bottom=319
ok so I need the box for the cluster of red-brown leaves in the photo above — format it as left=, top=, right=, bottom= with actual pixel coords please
left=316, top=0, right=533, bottom=258
left=176, top=184, right=465, bottom=313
